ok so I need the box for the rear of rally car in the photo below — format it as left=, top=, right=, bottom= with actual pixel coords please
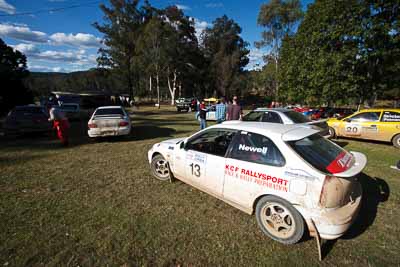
left=88, top=107, right=131, bottom=137
left=286, top=133, right=366, bottom=239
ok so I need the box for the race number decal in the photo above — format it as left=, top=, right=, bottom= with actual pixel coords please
left=190, top=163, right=201, bottom=177
left=344, top=124, right=361, bottom=136
left=186, top=152, right=206, bottom=179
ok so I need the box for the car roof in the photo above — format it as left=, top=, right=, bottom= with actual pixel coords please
left=96, top=106, right=123, bottom=109
left=254, top=108, right=291, bottom=112
left=359, top=108, right=400, bottom=112
left=213, top=121, right=319, bottom=141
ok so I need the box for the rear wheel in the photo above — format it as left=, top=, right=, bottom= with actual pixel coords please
left=255, top=195, right=304, bottom=244
left=151, top=154, right=171, bottom=181
left=392, top=134, right=400, bottom=148
left=328, top=126, right=336, bottom=139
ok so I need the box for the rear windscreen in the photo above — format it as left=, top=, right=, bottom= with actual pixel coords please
left=242, top=111, right=263, bottom=121
left=61, top=105, right=78, bottom=111
left=284, top=111, right=311, bottom=123
left=288, top=134, right=353, bottom=174
left=94, top=108, right=124, bottom=116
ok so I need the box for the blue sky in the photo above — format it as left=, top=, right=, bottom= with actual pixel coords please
left=0, top=0, right=313, bottom=72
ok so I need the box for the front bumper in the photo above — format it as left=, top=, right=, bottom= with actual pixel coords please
left=309, top=181, right=362, bottom=240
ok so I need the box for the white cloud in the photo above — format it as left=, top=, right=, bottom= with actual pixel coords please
left=50, top=32, right=101, bottom=48
left=193, top=18, right=209, bottom=39
left=0, top=23, right=48, bottom=43
left=0, top=0, right=16, bottom=14
left=246, top=49, right=266, bottom=70
left=12, top=43, right=40, bottom=55
left=176, top=4, right=190, bottom=11
left=11, top=43, right=96, bottom=65
left=205, top=2, right=223, bottom=8
left=0, top=23, right=102, bottom=49
left=28, top=64, right=68, bottom=73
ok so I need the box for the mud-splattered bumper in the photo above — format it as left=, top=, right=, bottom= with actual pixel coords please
left=310, top=181, right=362, bottom=240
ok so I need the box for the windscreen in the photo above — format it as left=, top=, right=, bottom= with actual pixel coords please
left=94, top=108, right=124, bottom=117
left=288, top=134, right=353, bottom=174
left=284, top=111, right=311, bottom=123
left=14, top=107, right=45, bottom=115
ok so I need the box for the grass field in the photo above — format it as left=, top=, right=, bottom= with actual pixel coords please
left=0, top=106, right=399, bottom=266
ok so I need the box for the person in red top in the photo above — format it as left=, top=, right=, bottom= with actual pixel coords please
left=48, top=104, right=70, bottom=146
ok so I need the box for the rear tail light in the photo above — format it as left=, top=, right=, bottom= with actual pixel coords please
left=119, top=121, right=129, bottom=127
left=88, top=123, right=97, bottom=128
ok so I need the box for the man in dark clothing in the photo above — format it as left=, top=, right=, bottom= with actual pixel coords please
left=226, top=96, right=242, bottom=120
left=199, top=101, right=207, bottom=129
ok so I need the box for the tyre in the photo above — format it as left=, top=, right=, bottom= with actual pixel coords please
left=392, top=134, right=400, bottom=149
left=151, top=154, right=171, bottom=181
left=177, top=108, right=181, bottom=112
left=328, top=126, right=336, bottom=139
left=255, top=195, right=304, bottom=244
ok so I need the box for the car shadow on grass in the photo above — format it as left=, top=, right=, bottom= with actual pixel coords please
left=130, top=125, right=191, bottom=141
left=320, top=172, right=390, bottom=259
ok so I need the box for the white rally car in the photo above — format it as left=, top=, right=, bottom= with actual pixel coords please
left=88, top=106, right=131, bottom=138
left=148, top=121, right=366, bottom=244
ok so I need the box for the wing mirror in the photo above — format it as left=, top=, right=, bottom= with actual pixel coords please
left=180, top=141, right=185, bottom=149
left=344, top=118, right=351, bottom=122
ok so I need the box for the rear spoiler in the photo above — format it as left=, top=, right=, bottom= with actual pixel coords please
left=282, top=127, right=320, bottom=141
left=331, top=152, right=367, bottom=178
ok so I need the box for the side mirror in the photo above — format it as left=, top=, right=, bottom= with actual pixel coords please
left=180, top=141, right=185, bottom=149
left=344, top=118, right=351, bottom=123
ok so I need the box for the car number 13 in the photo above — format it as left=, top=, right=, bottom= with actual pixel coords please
left=189, top=163, right=201, bottom=177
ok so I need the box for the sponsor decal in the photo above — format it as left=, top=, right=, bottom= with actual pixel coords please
left=284, top=168, right=318, bottom=181
left=225, top=164, right=288, bottom=192
left=382, top=112, right=400, bottom=122
left=238, top=144, right=268, bottom=154
left=326, top=151, right=353, bottom=173
left=168, top=146, right=174, bottom=150
left=186, top=152, right=207, bottom=164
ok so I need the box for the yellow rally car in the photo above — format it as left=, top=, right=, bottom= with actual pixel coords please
left=327, top=109, right=400, bottom=148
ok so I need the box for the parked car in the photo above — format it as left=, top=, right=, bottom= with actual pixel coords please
left=87, top=106, right=131, bottom=138
left=148, top=122, right=366, bottom=244
left=59, top=103, right=80, bottom=120
left=328, top=108, right=400, bottom=148
left=195, top=105, right=217, bottom=121
left=323, top=108, right=356, bottom=119
left=243, top=108, right=330, bottom=137
left=2, top=105, right=52, bottom=136
left=176, top=98, right=195, bottom=112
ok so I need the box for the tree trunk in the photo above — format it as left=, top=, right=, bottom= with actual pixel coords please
left=167, top=68, right=177, bottom=105
left=274, top=56, right=279, bottom=101
left=156, top=72, right=160, bottom=109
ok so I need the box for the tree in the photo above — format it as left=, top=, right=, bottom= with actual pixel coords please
left=0, top=38, right=32, bottom=113
left=162, top=6, right=202, bottom=104
left=94, top=0, right=143, bottom=100
left=256, top=0, right=303, bottom=99
left=202, top=15, right=249, bottom=98
left=278, top=0, right=400, bottom=106
left=137, top=16, right=171, bottom=108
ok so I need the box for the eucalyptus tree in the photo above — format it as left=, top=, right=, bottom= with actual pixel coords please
left=202, top=15, right=249, bottom=98
left=256, top=0, right=303, bottom=99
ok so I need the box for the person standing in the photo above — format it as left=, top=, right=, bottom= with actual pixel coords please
left=226, top=96, right=242, bottom=121
left=48, top=104, right=70, bottom=146
left=216, top=98, right=226, bottom=124
left=199, top=101, right=208, bottom=130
